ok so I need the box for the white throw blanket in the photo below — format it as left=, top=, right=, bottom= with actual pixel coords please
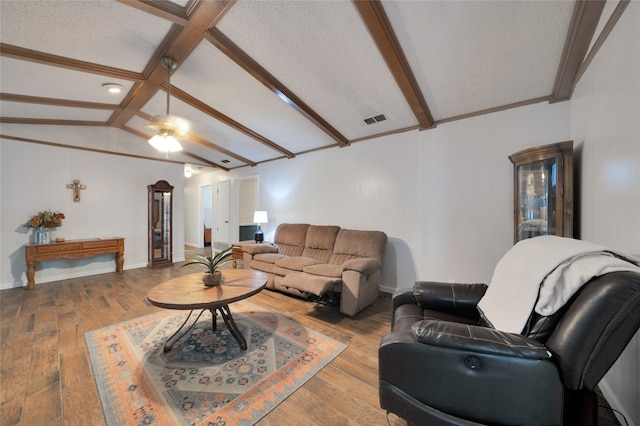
left=477, top=236, right=640, bottom=334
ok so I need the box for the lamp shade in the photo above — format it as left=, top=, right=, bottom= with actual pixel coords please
left=253, top=211, right=268, bottom=224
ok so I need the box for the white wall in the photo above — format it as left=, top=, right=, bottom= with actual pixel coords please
left=571, top=2, right=640, bottom=424
left=223, top=101, right=570, bottom=292
left=0, top=139, right=185, bottom=289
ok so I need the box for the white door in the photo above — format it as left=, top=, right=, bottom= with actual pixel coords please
left=214, top=180, right=231, bottom=248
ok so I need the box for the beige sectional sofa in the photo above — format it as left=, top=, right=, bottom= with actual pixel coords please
left=242, top=223, right=387, bottom=316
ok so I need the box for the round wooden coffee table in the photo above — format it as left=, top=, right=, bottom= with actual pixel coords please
left=147, top=268, right=267, bottom=351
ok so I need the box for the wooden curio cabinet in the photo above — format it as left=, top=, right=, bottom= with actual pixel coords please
left=509, top=141, right=573, bottom=243
left=148, top=180, right=174, bottom=268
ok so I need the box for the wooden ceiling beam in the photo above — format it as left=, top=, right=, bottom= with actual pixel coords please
left=0, top=118, right=107, bottom=126
left=551, top=0, right=606, bottom=102
left=1, top=133, right=186, bottom=165
left=134, top=109, right=256, bottom=166
left=0, top=43, right=143, bottom=81
left=354, top=0, right=434, bottom=130
left=122, top=125, right=231, bottom=171
left=0, top=93, right=122, bottom=110
left=182, top=152, right=229, bottom=171
left=574, top=0, right=630, bottom=88
left=205, top=28, right=350, bottom=147
left=109, top=0, right=236, bottom=128
left=189, top=133, right=255, bottom=168
left=170, top=86, right=294, bottom=159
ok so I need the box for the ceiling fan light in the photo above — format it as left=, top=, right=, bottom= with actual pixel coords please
left=145, top=56, right=190, bottom=155
left=145, top=114, right=190, bottom=140
left=148, top=134, right=183, bottom=153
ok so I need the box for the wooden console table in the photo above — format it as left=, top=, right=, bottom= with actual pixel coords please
left=25, top=238, right=124, bottom=290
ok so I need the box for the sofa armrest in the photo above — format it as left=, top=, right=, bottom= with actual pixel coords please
left=412, top=319, right=551, bottom=360
left=379, top=323, right=562, bottom=425
left=243, top=243, right=278, bottom=255
left=413, top=281, right=487, bottom=318
left=392, top=288, right=417, bottom=311
left=342, top=257, right=381, bottom=274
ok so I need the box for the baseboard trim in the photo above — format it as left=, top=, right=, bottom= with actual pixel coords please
left=380, top=284, right=397, bottom=294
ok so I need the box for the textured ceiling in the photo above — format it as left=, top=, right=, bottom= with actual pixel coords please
left=384, top=0, right=575, bottom=118
left=0, top=0, right=627, bottom=172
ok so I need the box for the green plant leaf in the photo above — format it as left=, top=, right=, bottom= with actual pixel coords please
left=181, top=247, right=235, bottom=273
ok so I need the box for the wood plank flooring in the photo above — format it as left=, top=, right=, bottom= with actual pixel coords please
left=0, top=257, right=622, bottom=425
left=0, top=262, right=405, bottom=426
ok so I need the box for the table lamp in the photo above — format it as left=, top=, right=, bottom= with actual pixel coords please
left=253, top=211, right=268, bottom=243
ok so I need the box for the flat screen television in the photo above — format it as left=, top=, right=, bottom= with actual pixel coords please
left=239, top=225, right=258, bottom=242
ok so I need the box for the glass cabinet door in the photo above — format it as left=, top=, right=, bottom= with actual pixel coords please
left=509, top=142, right=573, bottom=243
left=516, top=159, right=556, bottom=240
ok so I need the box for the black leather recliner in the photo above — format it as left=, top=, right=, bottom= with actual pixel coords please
left=379, top=271, right=640, bottom=425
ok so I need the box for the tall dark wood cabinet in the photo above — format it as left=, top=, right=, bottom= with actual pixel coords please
left=509, top=141, right=573, bottom=243
left=148, top=180, right=174, bottom=268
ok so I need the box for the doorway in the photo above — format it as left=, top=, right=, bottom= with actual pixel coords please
left=201, top=185, right=213, bottom=247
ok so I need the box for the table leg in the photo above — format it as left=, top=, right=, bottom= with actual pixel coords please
left=27, top=261, right=36, bottom=290
left=209, top=308, right=218, bottom=331
left=115, top=251, right=124, bottom=274
left=163, top=310, right=205, bottom=353
left=217, top=305, right=247, bottom=350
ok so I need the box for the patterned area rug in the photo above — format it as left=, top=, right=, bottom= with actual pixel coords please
left=86, top=300, right=347, bottom=425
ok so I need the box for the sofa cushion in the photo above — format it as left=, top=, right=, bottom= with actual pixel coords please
left=281, top=272, right=341, bottom=297
left=250, top=259, right=293, bottom=277
left=301, top=225, right=341, bottom=263
left=254, top=253, right=287, bottom=264
left=329, top=229, right=388, bottom=265
left=273, top=223, right=309, bottom=257
left=303, top=263, right=344, bottom=278
left=275, top=256, right=321, bottom=272
left=306, top=225, right=341, bottom=249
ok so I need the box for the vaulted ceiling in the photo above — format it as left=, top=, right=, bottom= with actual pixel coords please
left=0, top=0, right=628, bottom=172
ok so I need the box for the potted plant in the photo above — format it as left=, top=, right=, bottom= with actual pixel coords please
left=181, top=247, right=235, bottom=286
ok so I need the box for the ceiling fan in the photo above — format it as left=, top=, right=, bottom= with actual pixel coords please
left=145, top=56, right=190, bottom=157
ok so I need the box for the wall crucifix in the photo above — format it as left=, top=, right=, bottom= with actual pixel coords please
left=66, top=179, right=87, bottom=202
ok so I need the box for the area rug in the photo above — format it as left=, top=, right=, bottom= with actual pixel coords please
left=86, top=300, right=347, bottom=425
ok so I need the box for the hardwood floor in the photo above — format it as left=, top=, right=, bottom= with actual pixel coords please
left=0, top=262, right=405, bottom=426
left=0, top=257, right=622, bottom=425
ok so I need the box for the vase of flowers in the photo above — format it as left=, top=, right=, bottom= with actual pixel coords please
left=24, top=210, right=65, bottom=244
left=181, top=247, right=235, bottom=287
left=35, top=226, right=50, bottom=244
